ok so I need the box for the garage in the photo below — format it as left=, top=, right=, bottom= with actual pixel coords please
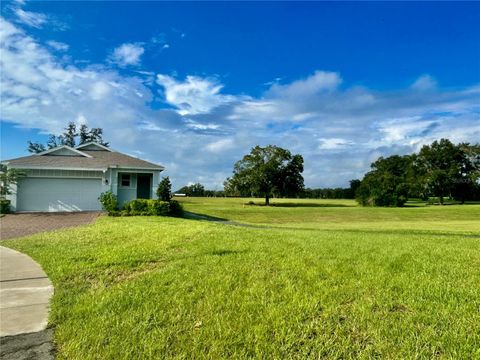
left=16, top=177, right=103, bottom=212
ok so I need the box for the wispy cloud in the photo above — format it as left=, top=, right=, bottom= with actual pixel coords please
left=14, top=8, right=47, bottom=28
left=46, top=40, right=69, bottom=52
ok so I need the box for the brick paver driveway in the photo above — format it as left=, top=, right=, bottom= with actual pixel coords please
left=0, top=212, right=101, bottom=240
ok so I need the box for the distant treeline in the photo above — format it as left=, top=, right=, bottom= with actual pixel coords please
left=300, top=180, right=361, bottom=199
left=175, top=139, right=479, bottom=206
left=176, top=181, right=360, bottom=199
left=175, top=183, right=226, bottom=197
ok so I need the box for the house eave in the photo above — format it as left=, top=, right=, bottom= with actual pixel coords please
left=108, top=165, right=165, bottom=171
left=6, top=165, right=108, bottom=172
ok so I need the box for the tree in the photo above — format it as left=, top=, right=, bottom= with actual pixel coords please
left=356, top=155, right=411, bottom=207
left=348, top=179, right=361, bottom=199
left=227, top=145, right=304, bottom=205
left=88, top=128, right=109, bottom=146
left=79, top=124, right=90, bottom=145
left=0, top=164, right=25, bottom=198
left=413, top=139, right=469, bottom=204
left=156, top=177, right=172, bottom=201
left=61, top=122, right=78, bottom=147
left=27, top=123, right=109, bottom=153
left=27, top=141, right=46, bottom=154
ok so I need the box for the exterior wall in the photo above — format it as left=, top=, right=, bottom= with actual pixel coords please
left=117, top=172, right=138, bottom=206
left=112, top=169, right=162, bottom=207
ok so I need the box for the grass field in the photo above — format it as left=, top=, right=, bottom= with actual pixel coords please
left=3, top=198, right=480, bottom=359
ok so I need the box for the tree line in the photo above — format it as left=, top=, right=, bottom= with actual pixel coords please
left=27, top=122, right=109, bottom=153
left=177, top=139, right=479, bottom=206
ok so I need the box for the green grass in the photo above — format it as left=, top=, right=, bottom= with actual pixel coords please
left=3, top=198, right=480, bottom=359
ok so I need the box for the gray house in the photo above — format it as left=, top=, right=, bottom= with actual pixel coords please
left=3, top=142, right=164, bottom=212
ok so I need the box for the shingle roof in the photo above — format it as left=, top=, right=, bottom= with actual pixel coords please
left=4, top=149, right=164, bottom=170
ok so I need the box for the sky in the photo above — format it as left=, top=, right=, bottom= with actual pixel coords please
left=1, top=1, right=479, bottom=190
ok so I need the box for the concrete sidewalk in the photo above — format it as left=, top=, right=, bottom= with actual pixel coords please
left=0, top=246, right=53, bottom=336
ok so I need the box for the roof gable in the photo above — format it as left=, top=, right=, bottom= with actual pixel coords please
left=36, top=146, right=92, bottom=158
left=76, top=142, right=112, bottom=152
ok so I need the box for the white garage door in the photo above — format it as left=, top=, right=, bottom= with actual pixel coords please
left=17, top=178, right=102, bottom=212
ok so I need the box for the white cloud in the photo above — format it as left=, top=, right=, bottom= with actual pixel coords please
left=318, top=138, right=354, bottom=150
left=411, top=74, right=437, bottom=91
left=46, top=40, right=69, bottom=51
left=206, top=139, right=235, bottom=153
left=156, top=74, right=236, bottom=115
left=109, top=43, right=145, bottom=67
left=14, top=8, right=47, bottom=28
left=266, top=70, right=342, bottom=98
left=184, top=119, right=220, bottom=131
left=90, top=81, right=111, bottom=100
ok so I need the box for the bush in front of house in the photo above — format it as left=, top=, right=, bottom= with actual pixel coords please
left=98, top=191, right=118, bottom=213
left=99, top=190, right=183, bottom=217
left=121, top=199, right=183, bottom=217
left=0, top=199, right=11, bottom=214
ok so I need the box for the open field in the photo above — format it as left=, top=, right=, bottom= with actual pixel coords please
left=3, top=198, right=480, bottom=359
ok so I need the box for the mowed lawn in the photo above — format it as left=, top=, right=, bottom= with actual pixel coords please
left=3, top=199, right=480, bottom=359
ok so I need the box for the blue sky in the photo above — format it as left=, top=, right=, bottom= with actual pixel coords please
left=1, top=1, right=479, bottom=189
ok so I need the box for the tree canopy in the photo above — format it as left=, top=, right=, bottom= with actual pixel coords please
left=224, top=145, right=304, bottom=205
left=356, top=139, right=480, bottom=206
left=356, top=155, right=411, bottom=207
left=27, top=122, right=109, bottom=153
left=412, top=139, right=480, bottom=204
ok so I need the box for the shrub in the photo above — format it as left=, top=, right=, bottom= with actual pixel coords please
left=99, top=191, right=118, bottom=214
left=167, top=200, right=183, bottom=217
left=149, top=200, right=170, bottom=216
left=120, top=199, right=183, bottom=217
left=0, top=199, right=11, bottom=214
left=126, top=199, right=150, bottom=215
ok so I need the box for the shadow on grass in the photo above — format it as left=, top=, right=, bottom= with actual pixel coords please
left=246, top=202, right=353, bottom=208
left=208, top=249, right=248, bottom=256
left=183, top=211, right=229, bottom=222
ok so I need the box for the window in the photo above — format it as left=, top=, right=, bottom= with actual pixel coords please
left=121, top=174, right=131, bottom=187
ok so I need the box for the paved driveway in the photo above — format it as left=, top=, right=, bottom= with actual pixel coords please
left=0, top=212, right=101, bottom=240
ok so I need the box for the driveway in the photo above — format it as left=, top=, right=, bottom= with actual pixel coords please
left=0, top=212, right=101, bottom=241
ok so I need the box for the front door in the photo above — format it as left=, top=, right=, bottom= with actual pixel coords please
left=137, top=174, right=151, bottom=199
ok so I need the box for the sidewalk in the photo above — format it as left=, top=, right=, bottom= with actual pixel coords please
left=0, top=246, right=55, bottom=359
left=0, top=246, right=53, bottom=337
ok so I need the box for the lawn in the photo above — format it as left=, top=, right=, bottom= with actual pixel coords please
left=3, top=198, right=480, bottom=359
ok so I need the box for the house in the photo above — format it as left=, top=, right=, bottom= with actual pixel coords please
left=2, top=142, right=164, bottom=212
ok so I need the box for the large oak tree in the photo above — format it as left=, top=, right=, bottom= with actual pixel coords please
left=225, top=145, right=304, bottom=205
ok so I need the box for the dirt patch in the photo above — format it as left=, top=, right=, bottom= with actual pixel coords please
left=0, top=212, right=101, bottom=240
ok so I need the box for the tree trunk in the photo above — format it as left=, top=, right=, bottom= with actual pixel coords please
left=265, top=194, right=270, bottom=206
left=439, top=195, right=444, bottom=205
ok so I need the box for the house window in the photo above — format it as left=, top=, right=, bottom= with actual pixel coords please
left=121, top=174, right=131, bottom=187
